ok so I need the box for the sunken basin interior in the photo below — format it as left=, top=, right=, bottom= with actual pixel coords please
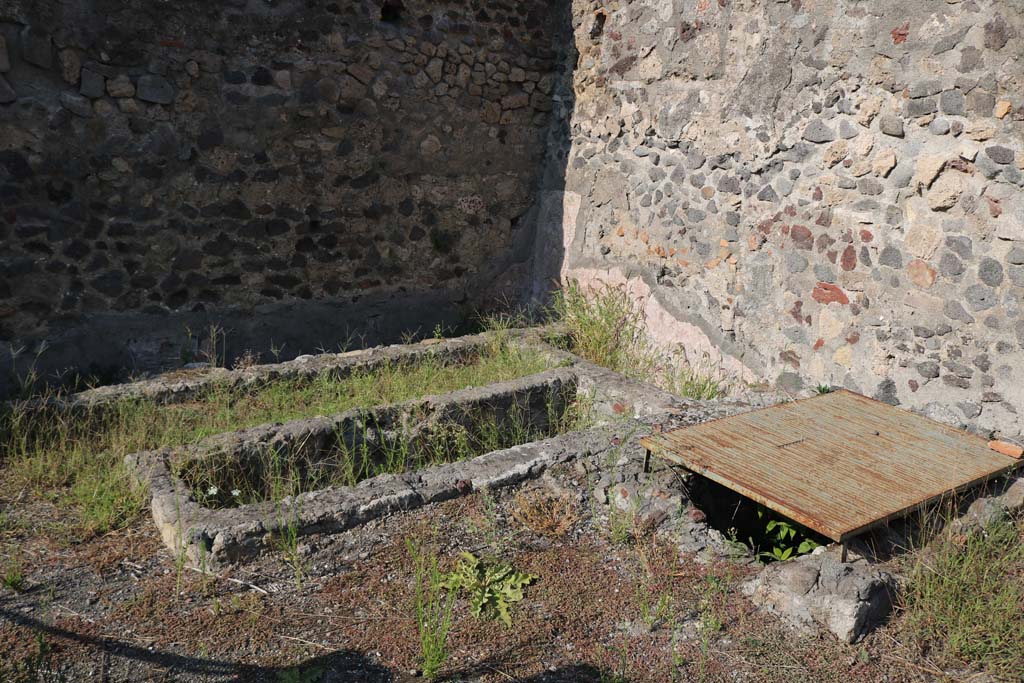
left=172, top=372, right=584, bottom=509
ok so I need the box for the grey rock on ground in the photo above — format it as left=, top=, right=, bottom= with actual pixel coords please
left=742, top=550, right=897, bottom=643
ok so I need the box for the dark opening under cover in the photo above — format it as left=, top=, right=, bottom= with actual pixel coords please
left=641, top=390, right=1022, bottom=542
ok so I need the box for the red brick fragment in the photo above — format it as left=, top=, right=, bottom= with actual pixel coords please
left=891, top=21, right=909, bottom=44
left=812, top=282, right=849, bottom=305
left=989, top=440, right=1024, bottom=459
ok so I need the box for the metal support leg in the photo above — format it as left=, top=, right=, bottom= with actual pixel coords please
left=841, top=542, right=848, bottom=563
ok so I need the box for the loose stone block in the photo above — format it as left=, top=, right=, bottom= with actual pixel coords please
left=742, top=552, right=897, bottom=644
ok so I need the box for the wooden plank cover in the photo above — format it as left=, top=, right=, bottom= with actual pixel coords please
left=640, top=390, right=1022, bottom=542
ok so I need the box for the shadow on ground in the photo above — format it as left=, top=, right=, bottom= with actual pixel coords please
left=2, top=604, right=625, bottom=682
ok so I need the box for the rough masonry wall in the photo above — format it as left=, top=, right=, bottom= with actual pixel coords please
left=0, top=0, right=561, bottom=394
left=552, top=0, right=1024, bottom=440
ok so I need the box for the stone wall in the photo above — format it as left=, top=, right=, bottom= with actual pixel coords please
left=0, top=0, right=563, bottom=394
left=5, top=0, right=1024, bottom=441
left=545, top=0, right=1024, bottom=440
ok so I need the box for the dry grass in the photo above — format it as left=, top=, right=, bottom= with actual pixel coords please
left=511, top=487, right=581, bottom=538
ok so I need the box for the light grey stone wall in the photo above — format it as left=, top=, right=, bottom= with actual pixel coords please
left=541, top=0, right=1024, bottom=440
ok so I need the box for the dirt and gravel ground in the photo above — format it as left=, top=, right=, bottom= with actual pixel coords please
left=0, top=453, right=953, bottom=683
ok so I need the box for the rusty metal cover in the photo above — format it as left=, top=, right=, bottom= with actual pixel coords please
left=640, top=390, right=1022, bottom=542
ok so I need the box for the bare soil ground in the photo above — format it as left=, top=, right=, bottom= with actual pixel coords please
left=0, top=460, right=949, bottom=683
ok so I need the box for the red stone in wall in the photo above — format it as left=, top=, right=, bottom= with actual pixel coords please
left=812, top=282, right=849, bottom=305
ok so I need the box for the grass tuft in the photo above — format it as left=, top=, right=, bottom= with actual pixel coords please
left=898, top=515, right=1024, bottom=679
left=407, top=540, right=455, bottom=679
left=2, top=551, right=26, bottom=592
left=549, top=280, right=726, bottom=400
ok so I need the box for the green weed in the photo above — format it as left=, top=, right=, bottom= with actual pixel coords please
left=754, top=507, right=820, bottom=562
left=1, top=551, right=25, bottom=592
left=608, top=506, right=636, bottom=546
left=408, top=540, right=456, bottom=679
left=698, top=571, right=731, bottom=634
left=274, top=503, right=305, bottom=590
left=635, top=580, right=674, bottom=630
left=443, top=552, right=536, bottom=628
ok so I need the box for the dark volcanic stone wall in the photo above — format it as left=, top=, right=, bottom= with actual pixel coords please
left=541, top=0, right=1024, bottom=441
left=0, top=0, right=562, bottom=394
